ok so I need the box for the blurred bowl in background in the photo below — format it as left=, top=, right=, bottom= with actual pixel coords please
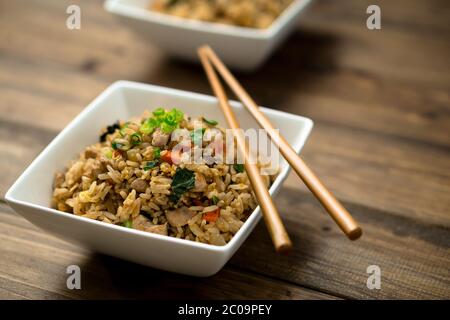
left=104, top=0, right=312, bottom=71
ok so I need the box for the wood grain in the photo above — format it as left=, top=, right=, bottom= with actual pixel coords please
left=0, top=0, right=449, bottom=299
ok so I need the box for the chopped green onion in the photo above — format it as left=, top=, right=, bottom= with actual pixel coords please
left=203, top=117, right=218, bottom=126
left=140, top=108, right=184, bottom=135
left=119, top=122, right=129, bottom=136
left=164, top=113, right=177, bottom=125
left=130, top=132, right=142, bottom=145
left=102, top=148, right=112, bottom=159
left=153, top=108, right=165, bottom=117
left=153, top=147, right=161, bottom=159
left=161, top=122, right=176, bottom=133
left=123, top=219, right=132, bottom=228
left=234, top=164, right=245, bottom=173
left=111, top=141, right=119, bottom=150
left=169, top=108, right=184, bottom=122
left=140, top=118, right=159, bottom=135
left=144, top=160, right=158, bottom=171
left=212, top=195, right=219, bottom=205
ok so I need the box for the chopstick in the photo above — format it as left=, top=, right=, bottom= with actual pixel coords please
left=198, top=49, right=293, bottom=254
left=198, top=45, right=362, bottom=240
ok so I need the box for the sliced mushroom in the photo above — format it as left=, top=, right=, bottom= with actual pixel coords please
left=165, top=207, right=195, bottom=227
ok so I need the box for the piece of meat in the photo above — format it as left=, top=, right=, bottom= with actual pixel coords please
left=165, top=207, right=195, bottom=227
left=151, top=128, right=170, bottom=147
left=132, top=215, right=168, bottom=236
left=53, top=172, right=65, bottom=188
left=192, top=173, right=207, bottom=192
left=84, top=149, right=98, bottom=159
left=145, top=223, right=168, bottom=236
left=130, top=178, right=148, bottom=193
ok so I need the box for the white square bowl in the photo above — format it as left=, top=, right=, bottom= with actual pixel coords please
left=5, top=81, right=313, bottom=277
left=104, top=0, right=312, bottom=71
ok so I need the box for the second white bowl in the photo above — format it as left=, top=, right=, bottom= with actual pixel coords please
left=104, top=0, right=312, bottom=71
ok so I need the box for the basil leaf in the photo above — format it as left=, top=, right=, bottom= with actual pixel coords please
left=144, top=160, right=158, bottom=171
left=153, top=147, right=161, bottom=159
left=202, top=117, right=218, bottom=126
left=233, top=164, right=245, bottom=173
left=170, top=168, right=195, bottom=202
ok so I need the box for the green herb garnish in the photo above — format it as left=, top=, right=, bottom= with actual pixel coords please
left=123, top=219, right=133, bottom=228
left=153, top=147, right=161, bottom=159
left=140, top=117, right=159, bottom=135
left=170, top=168, right=195, bottom=203
left=212, top=195, right=219, bottom=205
left=130, top=132, right=142, bottom=145
left=141, top=108, right=184, bottom=135
left=234, top=164, right=245, bottom=173
left=203, top=117, right=218, bottom=126
left=161, top=121, right=176, bottom=133
left=119, top=122, right=129, bottom=136
left=153, top=107, right=165, bottom=117
left=102, top=148, right=113, bottom=159
left=111, top=141, right=119, bottom=150
left=143, top=160, right=158, bottom=171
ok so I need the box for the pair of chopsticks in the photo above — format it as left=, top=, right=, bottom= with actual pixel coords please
left=198, top=46, right=362, bottom=253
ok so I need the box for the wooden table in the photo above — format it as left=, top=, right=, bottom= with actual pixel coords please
left=0, top=0, right=449, bottom=300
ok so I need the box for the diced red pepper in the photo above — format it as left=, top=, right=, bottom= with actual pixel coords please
left=112, top=149, right=122, bottom=160
left=203, top=208, right=220, bottom=223
left=161, top=150, right=180, bottom=164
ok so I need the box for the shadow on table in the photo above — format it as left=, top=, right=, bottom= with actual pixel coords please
left=138, top=28, right=338, bottom=111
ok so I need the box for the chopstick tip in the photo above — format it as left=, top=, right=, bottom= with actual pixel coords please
left=348, top=227, right=363, bottom=240
left=197, top=45, right=211, bottom=54
left=276, top=243, right=293, bottom=255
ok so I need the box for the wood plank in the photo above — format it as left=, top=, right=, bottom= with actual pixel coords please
left=0, top=204, right=335, bottom=300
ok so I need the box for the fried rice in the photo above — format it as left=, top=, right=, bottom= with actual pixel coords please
left=52, top=108, right=275, bottom=246
left=150, top=0, right=294, bottom=29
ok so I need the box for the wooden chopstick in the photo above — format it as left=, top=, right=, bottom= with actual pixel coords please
left=198, top=49, right=293, bottom=254
left=199, top=45, right=362, bottom=240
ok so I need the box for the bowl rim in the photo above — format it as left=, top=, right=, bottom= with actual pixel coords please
left=5, top=80, right=313, bottom=254
left=104, top=0, right=312, bottom=39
